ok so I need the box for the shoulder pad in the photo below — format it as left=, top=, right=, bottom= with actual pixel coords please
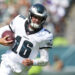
left=44, top=29, right=51, bottom=33
left=36, top=28, right=52, bottom=38
left=19, top=15, right=26, bottom=19
left=12, top=15, right=26, bottom=23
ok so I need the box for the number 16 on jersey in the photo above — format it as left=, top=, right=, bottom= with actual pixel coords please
left=12, top=36, right=33, bottom=58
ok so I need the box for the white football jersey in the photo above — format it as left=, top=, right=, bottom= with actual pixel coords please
left=8, top=15, right=53, bottom=61
left=0, top=15, right=53, bottom=73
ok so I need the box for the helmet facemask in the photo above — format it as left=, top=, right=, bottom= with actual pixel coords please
left=31, top=13, right=46, bottom=29
left=30, top=20, right=40, bottom=29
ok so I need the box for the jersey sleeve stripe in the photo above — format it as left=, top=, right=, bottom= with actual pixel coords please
left=39, top=47, right=52, bottom=49
left=9, top=25, right=14, bottom=32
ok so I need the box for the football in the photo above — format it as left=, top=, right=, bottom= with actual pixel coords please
left=2, top=30, right=15, bottom=41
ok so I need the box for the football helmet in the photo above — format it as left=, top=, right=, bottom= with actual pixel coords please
left=28, top=3, right=47, bottom=29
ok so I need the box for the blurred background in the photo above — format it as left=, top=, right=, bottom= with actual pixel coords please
left=0, top=0, right=75, bottom=75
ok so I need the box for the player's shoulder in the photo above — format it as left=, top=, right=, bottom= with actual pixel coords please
left=10, top=15, right=26, bottom=26
left=9, top=15, right=26, bottom=30
left=36, top=28, right=53, bottom=40
left=39, top=28, right=53, bottom=36
left=14, top=15, right=26, bottom=20
left=11, top=15, right=26, bottom=24
left=43, top=28, right=51, bottom=34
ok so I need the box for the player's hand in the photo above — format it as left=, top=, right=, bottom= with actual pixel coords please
left=22, top=58, right=33, bottom=66
left=0, top=35, right=13, bottom=46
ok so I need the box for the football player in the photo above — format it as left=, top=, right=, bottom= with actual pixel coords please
left=0, top=3, right=53, bottom=75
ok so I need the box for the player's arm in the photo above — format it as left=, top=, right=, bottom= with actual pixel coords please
left=0, top=15, right=20, bottom=46
left=0, top=25, right=13, bottom=46
left=32, top=32, right=53, bottom=66
left=22, top=49, right=49, bottom=66
left=32, top=49, right=49, bottom=66
left=22, top=44, right=52, bottom=66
